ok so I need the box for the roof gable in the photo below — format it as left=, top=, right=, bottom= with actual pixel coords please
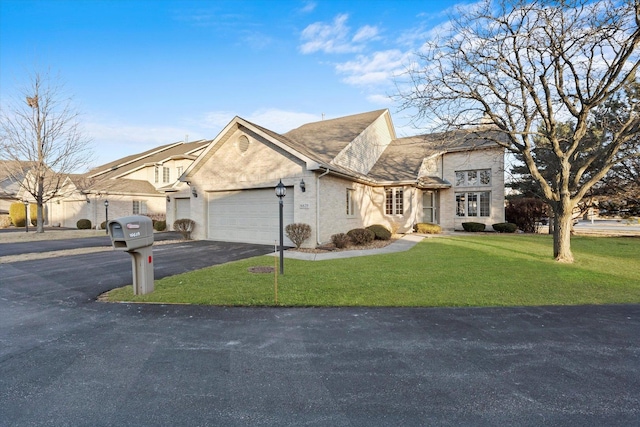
left=183, top=117, right=321, bottom=179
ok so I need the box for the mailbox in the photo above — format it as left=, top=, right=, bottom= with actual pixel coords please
left=108, top=215, right=154, bottom=251
left=108, top=215, right=155, bottom=295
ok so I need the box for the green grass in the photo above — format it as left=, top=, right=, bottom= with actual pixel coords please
left=106, top=234, right=640, bottom=307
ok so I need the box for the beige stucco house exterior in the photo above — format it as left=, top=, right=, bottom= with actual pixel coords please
left=41, top=140, right=210, bottom=228
left=180, top=109, right=505, bottom=247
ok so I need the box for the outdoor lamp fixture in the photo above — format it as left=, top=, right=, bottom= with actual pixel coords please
left=104, top=200, right=109, bottom=234
left=191, top=187, right=198, bottom=198
left=300, top=179, right=306, bottom=192
left=23, top=201, right=29, bottom=233
left=275, top=179, right=286, bottom=275
left=166, top=195, right=171, bottom=202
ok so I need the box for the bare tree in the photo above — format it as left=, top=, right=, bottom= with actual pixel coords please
left=397, top=0, right=640, bottom=262
left=0, top=69, right=93, bottom=232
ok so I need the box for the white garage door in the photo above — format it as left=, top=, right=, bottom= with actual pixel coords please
left=208, top=188, right=294, bottom=245
left=175, top=198, right=190, bottom=220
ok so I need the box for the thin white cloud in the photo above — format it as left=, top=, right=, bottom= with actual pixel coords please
left=299, top=1, right=316, bottom=14
left=352, top=25, right=379, bottom=43
left=299, top=14, right=379, bottom=54
left=336, top=49, right=409, bottom=86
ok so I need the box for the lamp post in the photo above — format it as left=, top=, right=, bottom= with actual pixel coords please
left=275, top=180, right=286, bottom=275
left=23, top=201, right=29, bottom=233
left=104, top=200, right=109, bottom=234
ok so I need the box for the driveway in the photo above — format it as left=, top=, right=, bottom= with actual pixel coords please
left=0, top=237, right=639, bottom=426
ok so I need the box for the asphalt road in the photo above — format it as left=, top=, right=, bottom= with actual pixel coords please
left=0, top=238, right=639, bottom=426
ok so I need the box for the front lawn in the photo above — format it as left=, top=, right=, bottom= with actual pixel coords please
left=106, top=234, right=640, bottom=307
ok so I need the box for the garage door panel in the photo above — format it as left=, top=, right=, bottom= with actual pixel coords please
left=208, top=189, right=294, bottom=245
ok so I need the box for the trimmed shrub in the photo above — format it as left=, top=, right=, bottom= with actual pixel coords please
left=100, top=221, right=107, bottom=230
left=154, top=220, right=167, bottom=231
left=77, top=219, right=92, bottom=230
left=285, top=223, right=312, bottom=249
left=413, top=222, right=442, bottom=234
left=174, top=218, right=195, bottom=240
left=492, top=222, right=518, bottom=233
left=331, top=233, right=350, bottom=249
left=462, top=222, right=486, bottom=232
left=366, top=224, right=392, bottom=240
left=0, top=214, right=11, bottom=228
left=347, top=228, right=375, bottom=245
left=9, top=202, right=36, bottom=228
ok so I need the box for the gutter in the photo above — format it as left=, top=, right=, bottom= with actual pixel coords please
left=316, top=168, right=330, bottom=245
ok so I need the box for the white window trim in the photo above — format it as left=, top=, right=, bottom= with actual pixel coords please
left=385, top=187, right=404, bottom=216
left=455, top=191, right=491, bottom=217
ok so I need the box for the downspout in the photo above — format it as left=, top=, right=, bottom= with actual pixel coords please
left=316, top=168, right=330, bottom=245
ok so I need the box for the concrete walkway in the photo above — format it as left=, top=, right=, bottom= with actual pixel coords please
left=274, top=233, right=426, bottom=261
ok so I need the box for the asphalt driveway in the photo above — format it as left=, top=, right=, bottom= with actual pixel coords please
left=0, top=236, right=639, bottom=426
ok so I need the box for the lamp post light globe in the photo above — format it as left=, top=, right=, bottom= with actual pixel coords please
left=275, top=180, right=286, bottom=198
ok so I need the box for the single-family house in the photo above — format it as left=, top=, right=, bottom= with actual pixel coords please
left=180, top=109, right=505, bottom=247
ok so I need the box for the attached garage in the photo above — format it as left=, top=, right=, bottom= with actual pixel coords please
left=207, top=188, right=294, bottom=245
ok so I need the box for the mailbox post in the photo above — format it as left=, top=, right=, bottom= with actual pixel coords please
left=107, top=215, right=155, bottom=295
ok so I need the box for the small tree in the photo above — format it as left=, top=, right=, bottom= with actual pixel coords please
left=0, top=69, right=93, bottom=233
left=285, top=223, right=312, bottom=249
left=173, top=219, right=195, bottom=240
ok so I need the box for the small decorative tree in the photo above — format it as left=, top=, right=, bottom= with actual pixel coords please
left=285, top=223, right=312, bottom=249
left=173, top=219, right=195, bottom=240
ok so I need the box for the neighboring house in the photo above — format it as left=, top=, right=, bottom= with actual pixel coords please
left=44, top=140, right=210, bottom=228
left=180, top=109, right=505, bottom=247
left=0, top=160, right=42, bottom=216
left=0, top=160, right=28, bottom=215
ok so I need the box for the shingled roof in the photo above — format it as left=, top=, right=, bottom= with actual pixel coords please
left=367, top=129, right=504, bottom=184
left=89, top=140, right=210, bottom=180
left=283, top=110, right=388, bottom=165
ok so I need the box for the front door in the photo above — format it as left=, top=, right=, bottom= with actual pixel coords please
left=423, top=191, right=438, bottom=224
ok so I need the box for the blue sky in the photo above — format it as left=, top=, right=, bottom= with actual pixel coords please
left=1, top=0, right=471, bottom=168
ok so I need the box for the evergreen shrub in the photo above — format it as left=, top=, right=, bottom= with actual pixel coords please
left=492, top=222, right=518, bottom=233
left=366, top=224, right=392, bottom=240
left=77, top=219, right=92, bottom=229
left=462, top=222, right=486, bottom=232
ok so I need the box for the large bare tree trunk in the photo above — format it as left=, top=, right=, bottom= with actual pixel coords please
left=37, top=176, right=45, bottom=233
left=552, top=199, right=575, bottom=263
